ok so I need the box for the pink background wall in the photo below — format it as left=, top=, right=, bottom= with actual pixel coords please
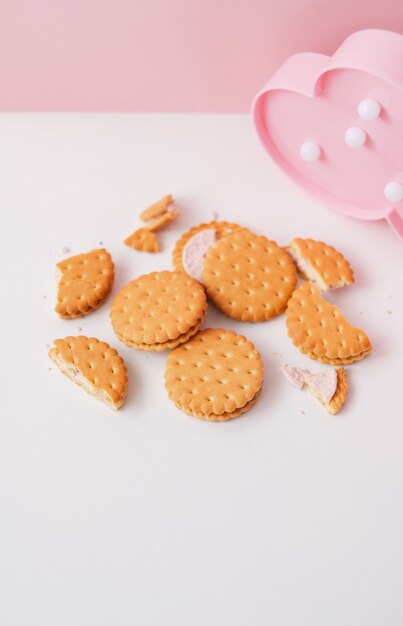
left=1, top=0, right=403, bottom=112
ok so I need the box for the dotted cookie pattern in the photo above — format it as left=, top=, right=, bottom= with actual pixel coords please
left=286, top=281, right=372, bottom=364
left=172, top=221, right=249, bottom=274
left=55, top=249, right=114, bottom=319
left=164, top=328, right=264, bottom=421
left=124, top=228, right=159, bottom=253
left=289, top=238, right=354, bottom=290
left=110, top=271, right=207, bottom=351
left=49, top=336, right=128, bottom=409
left=202, top=231, right=297, bottom=322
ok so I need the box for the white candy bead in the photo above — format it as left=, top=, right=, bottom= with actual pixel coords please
left=358, top=98, right=381, bottom=121
left=300, top=141, right=321, bottom=162
left=344, top=126, right=366, bottom=148
left=384, top=181, right=403, bottom=203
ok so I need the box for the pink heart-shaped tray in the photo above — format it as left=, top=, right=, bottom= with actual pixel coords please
left=253, top=29, right=403, bottom=239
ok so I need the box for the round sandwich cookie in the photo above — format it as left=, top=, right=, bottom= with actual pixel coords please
left=110, top=271, right=207, bottom=351
left=165, top=328, right=264, bottom=421
left=202, top=230, right=297, bottom=322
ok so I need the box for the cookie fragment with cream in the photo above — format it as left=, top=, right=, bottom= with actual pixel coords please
left=288, top=238, right=354, bottom=291
left=49, top=336, right=128, bottom=409
left=282, top=364, right=348, bottom=415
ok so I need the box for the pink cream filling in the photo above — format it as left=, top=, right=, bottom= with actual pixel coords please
left=282, top=364, right=337, bottom=403
left=182, top=228, right=217, bottom=282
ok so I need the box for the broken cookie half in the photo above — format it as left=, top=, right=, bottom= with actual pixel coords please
left=288, top=238, right=354, bottom=291
left=282, top=363, right=348, bottom=415
left=49, top=336, right=128, bottom=409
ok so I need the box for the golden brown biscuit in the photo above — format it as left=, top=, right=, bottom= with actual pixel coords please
left=285, top=281, right=372, bottom=364
left=202, top=231, right=297, bottom=322
left=165, top=328, right=264, bottom=421
left=110, top=271, right=207, bottom=351
left=146, top=209, right=180, bottom=232
left=139, top=194, right=175, bottom=221
left=172, top=221, right=248, bottom=274
left=288, top=238, right=354, bottom=291
left=55, top=249, right=114, bottom=319
left=326, top=368, right=348, bottom=415
left=49, top=336, right=128, bottom=409
left=124, top=227, right=159, bottom=253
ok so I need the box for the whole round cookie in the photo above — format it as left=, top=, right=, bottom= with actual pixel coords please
left=110, top=271, right=207, bottom=351
left=202, top=231, right=297, bottom=322
left=165, top=328, right=264, bottom=421
left=172, top=221, right=249, bottom=275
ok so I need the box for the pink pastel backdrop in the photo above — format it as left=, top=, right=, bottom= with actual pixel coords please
left=1, top=0, right=403, bottom=112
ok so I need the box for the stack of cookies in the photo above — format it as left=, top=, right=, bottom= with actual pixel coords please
left=48, top=199, right=372, bottom=419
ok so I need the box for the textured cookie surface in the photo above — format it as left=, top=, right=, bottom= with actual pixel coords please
left=55, top=249, right=114, bottom=318
left=49, top=336, right=128, bottom=409
left=124, top=228, right=159, bottom=253
left=286, top=281, right=372, bottom=364
left=110, top=271, right=207, bottom=351
left=173, top=221, right=248, bottom=274
left=165, top=328, right=264, bottom=420
left=288, top=238, right=354, bottom=291
left=202, top=231, right=297, bottom=322
left=326, top=368, right=348, bottom=415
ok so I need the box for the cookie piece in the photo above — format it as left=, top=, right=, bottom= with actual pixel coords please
left=146, top=208, right=180, bottom=232
left=124, top=227, right=159, bottom=253
left=49, top=336, right=128, bottom=409
left=172, top=221, right=248, bottom=274
left=165, top=328, right=264, bottom=421
left=55, top=249, right=114, bottom=319
left=326, top=368, right=348, bottom=415
left=110, top=271, right=207, bottom=351
left=202, top=231, right=297, bottom=322
left=139, top=194, right=175, bottom=221
left=285, top=281, right=372, bottom=364
left=288, top=238, right=354, bottom=291
left=282, top=364, right=347, bottom=415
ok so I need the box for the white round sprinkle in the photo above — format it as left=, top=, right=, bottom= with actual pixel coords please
left=344, top=126, right=366, bottom=148
left=300, top=141, right=321, bottom=162
left=358, top=98, right=381, bottom=121
left=384, top=181, right=403, bottom=203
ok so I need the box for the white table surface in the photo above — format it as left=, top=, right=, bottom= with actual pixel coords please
left=1, top=113, right=403, bottom=626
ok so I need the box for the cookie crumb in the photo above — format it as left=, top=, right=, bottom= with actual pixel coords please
left=77, top=326, right=82, bottom=332
left=99, top=241, right=103, bottom=245
left=61, top=246, right=70, bottom=254
left=43, top=294, right=47, bottom=299
left=387, top=309, right=392, bottom=315
left=300, top=409, right=305, bottom=415
left=48, top=367, right=52, bottom=371
left=211, top=211, right=219, bottom=220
